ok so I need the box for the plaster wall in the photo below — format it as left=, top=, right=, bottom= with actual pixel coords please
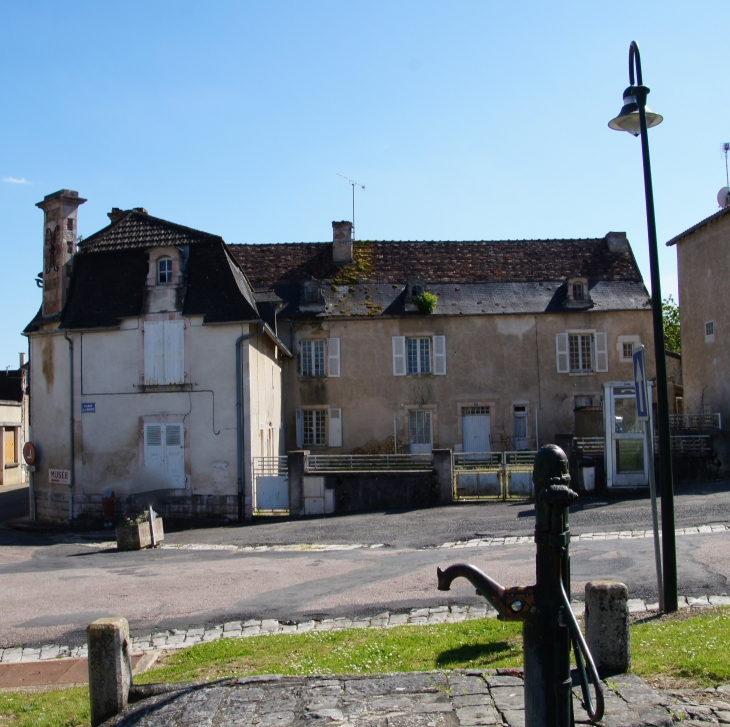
left=282, top=309, right=654, bottom=453
left=675, top=214, right=730, bottom=423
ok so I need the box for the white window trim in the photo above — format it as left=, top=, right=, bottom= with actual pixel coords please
left=617, top=335, right=641, bottom=362
left=299, top=339, right=327, bottom=378
left=393, top=335, right=446, bottom=376
left=296, top=407, right=340, bottom=448
left=557, top=331, right=608, bottom=374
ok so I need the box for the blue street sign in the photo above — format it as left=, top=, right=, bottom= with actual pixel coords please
left=82, top=402, right=96, bottom=413
left=632, top=346, right=649, bottom=421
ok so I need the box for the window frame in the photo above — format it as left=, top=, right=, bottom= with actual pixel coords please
left=569, top=333, right=594, bottom=373
left=556, top=331, right=607, bottom=374
left=300, top=339, right=326, bottom=378
left=407, top=337, right=431, bottom=375
left=302, top=409, right=327, bottom=447
left=157, top=257, right=173, bottom=284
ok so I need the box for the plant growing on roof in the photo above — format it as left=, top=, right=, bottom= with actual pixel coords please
left=413, top=291, right=438, bottom=315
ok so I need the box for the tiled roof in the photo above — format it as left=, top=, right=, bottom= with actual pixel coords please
left=665, top=205, right=730, bottom=246
left=229, top=237, right=643, bottom=286
left=79, top=210, right=223, bottom=252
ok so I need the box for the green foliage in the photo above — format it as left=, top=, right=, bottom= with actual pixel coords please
left=663, top=295, right=681, bottom=353
left=414, top=292, right=438, bottom=315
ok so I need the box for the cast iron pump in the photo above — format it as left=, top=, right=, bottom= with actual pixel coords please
left=437, top=444, right=604, bottom=727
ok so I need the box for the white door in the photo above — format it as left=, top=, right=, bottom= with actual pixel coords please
left=513, top=408, right=528, bottom=450
left=144, top=423, right=185, bottom=489
left=462, top=407, right=491, bottom=453
left=409, top=410, right=433, bottom=454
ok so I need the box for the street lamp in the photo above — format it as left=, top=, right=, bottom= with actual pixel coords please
left=608, top=41, right=677, bottom=613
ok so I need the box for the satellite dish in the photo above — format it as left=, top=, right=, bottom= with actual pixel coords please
left=718, top=187, right=730, bottom=209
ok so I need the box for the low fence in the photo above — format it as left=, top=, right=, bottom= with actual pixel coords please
left=253, top=457, right=289, bottom=515
left=669, top=413, right=721, bottom=431
left=453, top=451, right=537, bottom=501
left=306, top=454, right=433, bottom=472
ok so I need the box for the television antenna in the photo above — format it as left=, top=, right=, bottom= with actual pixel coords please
left=337, top=174, right=365, bottom=240
left=718, top=143, right=730, bottom=209
left=723, top=143, right=730, bottom=187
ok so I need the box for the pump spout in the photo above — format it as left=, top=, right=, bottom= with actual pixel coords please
left=437, top=564, right=534, bottom=622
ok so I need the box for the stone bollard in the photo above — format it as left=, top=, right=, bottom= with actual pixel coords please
left=87, top=617, right=132, bottom=726
left=585, top=580, right=631, bottom=676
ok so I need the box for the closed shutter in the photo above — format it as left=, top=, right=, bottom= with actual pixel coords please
left=594, top=332, right=608, bottom=372
left=144, top=424, right=164, bottom=473
left=328, top=338, right=341, bottom=377
left=556, top=333, right=569, bottom=373
left=329, top=408, right=342, bottom=447
left=393, top=336, right=406, bottom=376
left=164, top=320, right=185, bottom=384
left=295, top=409, right=303, bottom=448
left=144, top=321, right=165, bottom=384
left=165, top=423, right=185, bottom=487
left=4, top=428, right=16, bottom=464
left=433, top=335, right=446, bottom=375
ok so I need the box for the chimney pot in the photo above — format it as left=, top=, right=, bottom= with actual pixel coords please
left=332, top=221, right=353, bottom=263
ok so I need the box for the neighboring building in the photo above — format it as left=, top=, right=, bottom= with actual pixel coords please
left=231, top=223, right=656, bottom=467
left=667, top=204, right=730, bottom=471
left=0, top=354, right=28, bottom=487
left=24, top=190, right=290, bottom=523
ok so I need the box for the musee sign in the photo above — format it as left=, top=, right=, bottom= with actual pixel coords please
left=49, top=469, right=71, bottom=485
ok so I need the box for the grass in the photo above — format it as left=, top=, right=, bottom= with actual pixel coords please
left=1, top=607, right=728, bottom=726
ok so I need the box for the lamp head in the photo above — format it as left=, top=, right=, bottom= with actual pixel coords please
left=608, top=85, right=663, bottom=136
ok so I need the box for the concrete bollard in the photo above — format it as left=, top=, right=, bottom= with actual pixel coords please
left=87, top=617, right=132, bottom=726
left=585, top=580, right=631, bottom=676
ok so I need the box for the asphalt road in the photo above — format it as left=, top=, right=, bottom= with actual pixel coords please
left=1, top=481, right=728, bottom=649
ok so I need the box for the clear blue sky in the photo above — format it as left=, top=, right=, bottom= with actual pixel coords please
left=1, top=1, right=728, bottom=369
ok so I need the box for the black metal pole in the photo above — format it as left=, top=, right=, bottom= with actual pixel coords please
left=634, top=78, right=678, bottom=613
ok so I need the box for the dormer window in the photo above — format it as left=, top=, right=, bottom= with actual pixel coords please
left=572, top=283, right=584, bottom=300
left=411, top=284, right=424, bottom=297
left=565, top=277, right=591, bottom=308
left=303, top=282, right=320, bottom=303
left=158, top=257, right=173, bottom=284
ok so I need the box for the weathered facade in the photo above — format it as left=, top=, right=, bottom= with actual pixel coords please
left=231, top=225, right=656, bottom=457
left=0, top=355, right=28, bottom=487
left=25, top=191, right=290, bottom=523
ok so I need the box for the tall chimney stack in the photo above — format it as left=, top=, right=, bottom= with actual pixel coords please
left=332, top=220, right=353, bottom=264
left=36, top=189, right=86, bottom=317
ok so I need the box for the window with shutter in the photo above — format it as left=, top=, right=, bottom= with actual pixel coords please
left=433, top=336, right=446, bottom=375
left=300, top=340, right=326, bottom=377
left=556, top=333, right=569, bottom=373
left=144, top=320, right=185, bottom=385
left=328, top=338, right=341, bottom=377
left=392, top=336, right=406, bottom=376
left=329, top=408, right=342, bottom=447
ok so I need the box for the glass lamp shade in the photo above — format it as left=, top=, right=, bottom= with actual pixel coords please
left=608, top=86, right=663, bottom=136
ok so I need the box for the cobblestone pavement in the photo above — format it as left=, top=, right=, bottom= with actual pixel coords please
left=3, top=595, right=729, bottom=664
left=102, top=670, right=730, bottom=727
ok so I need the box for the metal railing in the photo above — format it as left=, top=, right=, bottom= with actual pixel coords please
left=306, top=453, right=433, bottom=472
left=657, top=435, right=711, bottom=455
left=573, top=437, right=605, bottom=456
left=453, top=451, right=537, bottom=501
left=452, top=452, right=503, bottom=471
left=253, top=456, right=288, bottom=477
left=669, top=413, right=721, bottom=431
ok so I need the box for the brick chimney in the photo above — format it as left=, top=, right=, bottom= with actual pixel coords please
left=605, top=231, right=629, bottom=256
left=332, top=221, right=353, bottom=264
left=36, top=189, right=86, bottom=317
left=108, top=207, right=148, bottom=224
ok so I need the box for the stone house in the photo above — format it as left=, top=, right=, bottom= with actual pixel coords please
left=231, top=222, right=656, bottom=464
left=24, top=190, right=290, bottom=523
left=0, top=355, right=28, bottom=488
left=666, top=204, right=730, bottom=471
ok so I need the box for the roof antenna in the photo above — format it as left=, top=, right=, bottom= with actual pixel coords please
left=337, top=174, right=365, bottom=240
left=718, top=143, right=730, bottom=209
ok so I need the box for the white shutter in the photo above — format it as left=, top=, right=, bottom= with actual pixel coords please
left=163, top=320, right=185, bottom=384
left=433, top=335, right=447, bottom=375
left=393, top=336, right=406, bottom=376
left=594, top=332, right=608, bottom=372
left=164, top=423, right=185, bottom=488
left=556, top=333, right=569, bottom=373
left=328, top=338, right=341, bottom=377
left=144, top=424, right=164, bottom=472
left=144, top=321, right=165, bottom=384
left=329, top=408, right=342, bottom=447
left=295, top=409, right=304, bottom=448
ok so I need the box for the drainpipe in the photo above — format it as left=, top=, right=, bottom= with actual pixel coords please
left=236, top=321, right=265, bottom=524
left=63, top=332, right=75, bottom=521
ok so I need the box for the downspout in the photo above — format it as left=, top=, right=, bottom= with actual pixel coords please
left=236, top=321, right=265, bottom=524
left=63, top=332, right=74, bottom=521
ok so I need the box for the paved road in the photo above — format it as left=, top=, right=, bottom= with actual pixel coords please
left=0, top=484, right=29, bottom=523
left=1, top=481, right=728, bottom=649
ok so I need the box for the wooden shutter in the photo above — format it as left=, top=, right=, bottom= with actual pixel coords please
left=392, top=336, right=406, bottom=376
left=163, top=320, right=185, bottom=384
left=556, top=333, right=569, bottom=373
left=144, top=424, right=164, bottom=472
left=144, top=321, right=165, bottom=384
left=4, top=428, right=16, bottom=464
left=164, top=423, right=185, bottom=487
left=329, top=408, right=343, bottom=447
left=594, top=332, right=608, bottom=372
left=433, top=335, right=447, bottom=375
left=295, top=409, right=303, bottom=448
left=328, top=338, right=341, bottom=377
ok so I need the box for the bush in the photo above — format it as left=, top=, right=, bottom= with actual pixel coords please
left=414, top=292, right=438, bottom=315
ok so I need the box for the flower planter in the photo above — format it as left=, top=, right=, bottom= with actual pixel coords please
left=116, top=518, right=164, bottom=551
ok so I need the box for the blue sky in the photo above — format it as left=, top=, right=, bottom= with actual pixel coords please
left=1, top=1, right=728, bottom=368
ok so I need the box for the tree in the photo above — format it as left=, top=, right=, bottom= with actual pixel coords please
left=662, top=295, right=681, bottom=353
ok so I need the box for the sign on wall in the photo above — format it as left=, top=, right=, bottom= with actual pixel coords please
left=82, top=402, right=96, bottom=413
left=49, top=469, right=71, bottom=485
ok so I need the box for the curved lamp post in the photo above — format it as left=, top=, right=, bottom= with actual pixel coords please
left=608, top=41, right=677, bottom=613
